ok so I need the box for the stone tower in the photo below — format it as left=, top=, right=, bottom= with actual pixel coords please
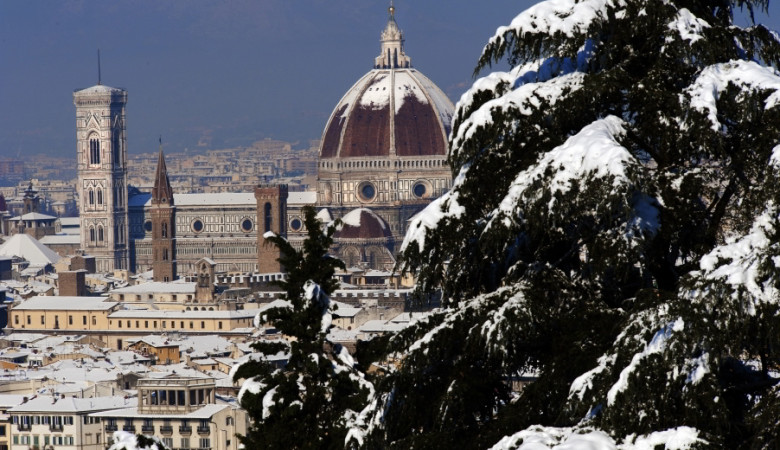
left=255, top=184, right=288, bottom=273
left=151, top=145, right=176, bottom=282
left=74, top=83, right=129, bottom=273
left=22, top=181, right=40, bottom=214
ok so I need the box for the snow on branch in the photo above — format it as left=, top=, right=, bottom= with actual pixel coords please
left=685, top=60, right=780, bottom=131
left=489, top=424, right=705, bottom=449
left=666, top=8, right=710, bottom=44
left=688, top=204, right=780, bottom=314
left=486, top=0, right=623, bottom=49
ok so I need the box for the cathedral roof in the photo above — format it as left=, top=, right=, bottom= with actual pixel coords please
left=319, top=5, right=454, bottom=160
left=334, top=208, right=392, bottom=240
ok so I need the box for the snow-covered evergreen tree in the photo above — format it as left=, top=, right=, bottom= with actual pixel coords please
left=108, top=431, right=168, bottom=450
left=232, top=206, right=371, bottom=449
left=354, top=0, right=780, bottom=448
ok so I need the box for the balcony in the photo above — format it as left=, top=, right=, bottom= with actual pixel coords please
left=142, top=425, right=155, bottom=433
left=105, top=424, right=118, bottom=432
left=17, top=423, right=30, bottom=432
left=197, top=426, right=210, bottom=435
left=179, top=425, right=192, bottom=434
left=160, top=425, right=173, bottom=434
left=122, top=425, right=136, bottom=433
left=50, top=423, right=64, bottom=432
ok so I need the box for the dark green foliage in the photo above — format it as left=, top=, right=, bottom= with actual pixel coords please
left=234, top=206, right=370, bottom=450
left=366, top=0, right=780, bottom=448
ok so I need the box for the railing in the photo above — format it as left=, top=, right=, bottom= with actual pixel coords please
left=105, top=424, right=118, bottom=432
left=160, top=425, right=173, bottom=434
left=141, top=425, right=155, bottom=433
left=179, top=425, right=192, bottom=434
left=197, top=425, right=210, bottom=435
left=50, top=423, right=63, bottom=431
left=122, top=425, right=136, bottom=432
left=17, top=423, right=30, bottom=431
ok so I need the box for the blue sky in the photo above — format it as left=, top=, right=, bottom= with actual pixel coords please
left=1, top=1, right=778, bottom=157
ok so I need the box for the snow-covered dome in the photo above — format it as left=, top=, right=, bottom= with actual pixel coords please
left=319, top=5, right=454, bottom=159
left=334, top=208, right=392, bottom=240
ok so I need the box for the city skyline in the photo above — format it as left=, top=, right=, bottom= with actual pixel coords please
left=0, top=0, right=533, bottom=158
left=1, top=1, right=777, bottom=158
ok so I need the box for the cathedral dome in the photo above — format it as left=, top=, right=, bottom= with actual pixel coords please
left=334, top=208, right=392, bottom=240
left=319, top=5, right=454, bottom=160
left=320, top=69, right=454, bottom=159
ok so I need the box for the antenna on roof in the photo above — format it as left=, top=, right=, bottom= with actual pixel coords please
left=97, top=49, right=102, bottom=85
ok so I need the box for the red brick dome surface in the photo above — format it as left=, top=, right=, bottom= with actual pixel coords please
left=320, top=69, right=454, bottom=159
left=334, top=208, right=393, bottom=240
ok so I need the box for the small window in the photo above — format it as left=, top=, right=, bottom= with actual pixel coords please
left=264, top=203, right=272, bottom=233
left=82, top=316, right=87, bottom=325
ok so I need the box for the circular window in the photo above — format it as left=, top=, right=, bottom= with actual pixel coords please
left=241, top=218, right=254, bottom=233
left=290, top=218, right=303, bottom=232
left=412, top=181, right=431, bottom=198
left=143, top=220, right=152, bottom=233
left=358, top=181, right=377, bottom=202
left=191, top=219, right=204, bottom=233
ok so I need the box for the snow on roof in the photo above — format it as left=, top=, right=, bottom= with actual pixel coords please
left=58, top=217, right=80, bottom=227
left=288, top=191, right=317, bottom=205
left=0, top=395, right=27, bottom=409
left=316, top=208, right=332, bottom=223
left=9, top=395, right=136, bottom=413
left=74, top=84, right=125, bottom=95
left=109, top=309, right=256, bottom=319
left=133, top=192, right=257, bottom=208
left=0, top=233, right=62, bottom=265
left=13, top=296, right=118, bottom=311
left=12, top=212, right=57, bottom=221
left=91, top=403, right=228, bottom=420
left=111, top=281, right=196, bottom=295
left=331, top=301, right=362, bottom=318
left=40, top=234, right=80, bottom=245
left=359, top=320, right=406, bottom=333
left=328, top=328, right=360, bottom=342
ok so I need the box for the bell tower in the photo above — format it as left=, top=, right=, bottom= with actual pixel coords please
left=151, top=143, right=176, bottom=282
left=73, top=82, right=129, bottom=273
left=255, top=184, right=288, bottom=273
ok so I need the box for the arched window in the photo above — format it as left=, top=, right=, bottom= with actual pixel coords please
left=264, top=203, right=272, bottom=233
left=162, top=248, right=169, bottom=261
left=89, top=227, right=95, bottom=243
left=97, top=188, right=103, bottom=205
left=162, top=223, right=168, bottom=238
left=88, top=189, right=94, bottom=205
left=89, top=137, right=100, bottom=165
left=97, top=226, right=104, bottom=242
left=112, top=131, right=121, bottom=164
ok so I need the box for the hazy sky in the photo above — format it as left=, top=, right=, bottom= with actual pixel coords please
left=1, top=1, right=779, bottom=157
